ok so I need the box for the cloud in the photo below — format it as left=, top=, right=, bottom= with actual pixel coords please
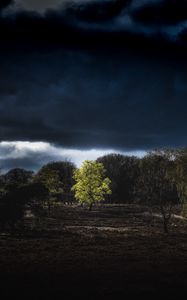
left=0, top=141, right=145, bottom=172
left=0, top=0, right=187, bottom=163
left=0, top=47, right=186, bottom=152
left=0, top=0, right=13, bottom=11
left=0, top=0, right=187, bottom=46
left=131, top=0, right=187, bottom=25
left=13, top=1, right=64, bottom=13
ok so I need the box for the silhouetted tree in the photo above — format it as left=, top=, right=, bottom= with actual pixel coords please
left=2, top=168, right=33, bottom=188
left=0, top=168, right=35, bottom=232
left=24, top=182, right=49, bottom=224
left=0, top=180, right=49, bottom=232
left=171, top=147, right=187, bottom=216
left=136, top=150, right=179, bottom=233
left=0, top=184, right=28, bottom=232
left=34, top=161, right=76, bottom=205
left=34, top=164, right=64, bottom=213
left=97, top=154, right=139, bottom=203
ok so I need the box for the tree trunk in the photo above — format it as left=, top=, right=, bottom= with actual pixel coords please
left=48, top=201, right=51, bottom=216
left=10, top=221, right=15, bottom=235
left=160, top=204, right=171, bottom=234
left=89, top=203, right=93, bottom=211
left=163, top=217, right=169, bottom=234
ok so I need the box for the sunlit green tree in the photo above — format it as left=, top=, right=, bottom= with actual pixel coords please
left=72, top=160, right=112, bottom=210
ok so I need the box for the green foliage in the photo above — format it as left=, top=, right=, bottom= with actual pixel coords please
left=34, top=166, right=63, bottom=213
left=0, top=149, right=186, bottom=233
left=34, top=167, right=63, bottom=199
left=34, top=161, right=76, bottom=203
left=72, top=160, right=111, bottom=210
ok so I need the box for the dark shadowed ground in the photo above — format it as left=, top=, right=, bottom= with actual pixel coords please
left=0, top=204, right=187, bottom=299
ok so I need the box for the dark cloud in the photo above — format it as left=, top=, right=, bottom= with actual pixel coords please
left=0, top=47, right=186, bottom=151
left=0, top=0, right=186, bottom=157
left=0, top=0, right=13, bottom=11
left=14, top=1, right=63, bottom=13
left=132, top=0, right=187, bottom=25
left=0, top=0, right=187, bottom=48
left=64, top=0, right=131, bottom=22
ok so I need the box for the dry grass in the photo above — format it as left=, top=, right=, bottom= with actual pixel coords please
left=0, top=204, right=187, bottom=299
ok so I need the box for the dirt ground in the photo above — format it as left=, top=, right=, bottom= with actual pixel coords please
left=0, top=204, right=187, bottom=299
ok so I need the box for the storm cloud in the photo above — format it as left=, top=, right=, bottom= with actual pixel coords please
left=0, top=141, right=145, bottom=172
left=1, top=0, right=187, bottom=44
left=0, top=47, right=186, bottom=150
left=0, top=0, right=186, bottom=170
left=0, top=0, right=187, bottom=47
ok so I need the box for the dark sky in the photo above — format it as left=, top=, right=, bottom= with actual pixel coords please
left=0, top=0, right=187, bottom=170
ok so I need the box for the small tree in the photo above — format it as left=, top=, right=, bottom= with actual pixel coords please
left=72, top=160, right=111, bottom=210
left=2, top=168, right=33, bottom=186
left=24, top=182, right=49, bottom=217
left=172, top=148, right=187, bottom=216
left=97, top=154, right=140, bottom=203
left=34, top=161, right=76, bottom=204
left=0, top=187, right=25, bottom=232
left=34, top=167, right=63, bottom=214
left=0, top=169, right=34, bottom=233
left=136, top=150, right=179, bottom=233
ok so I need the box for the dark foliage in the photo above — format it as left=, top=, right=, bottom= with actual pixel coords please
left=97, top=154, right=140, bottom=203
left=0, top=148, right=186, bottom=234
left=135, top=151, right=180, bottom=232
left=2, top=168, right=33, bottom=186
left=0, top=167, right=48, bottom=231
left=0, top=184, right=28, bottom=231
left=35, top=161, right=76, bottom=204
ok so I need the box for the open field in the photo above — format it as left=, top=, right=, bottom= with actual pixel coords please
left=0, top=204, right=187, bottom=299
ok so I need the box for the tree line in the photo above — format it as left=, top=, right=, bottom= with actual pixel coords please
left=0, top=148, right=186, bottom=233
